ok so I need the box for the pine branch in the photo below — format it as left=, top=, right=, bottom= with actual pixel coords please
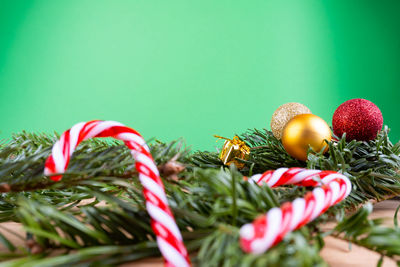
left=0, top=134, right=190, bottom=192
left=0, top=126, right=399, bottom=266
left=333, top=203, right=400, bottom=263
left=193, top=126, right=400, bottom=209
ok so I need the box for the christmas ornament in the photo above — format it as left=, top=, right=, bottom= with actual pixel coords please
left=240, top=167, right=351, bottom=254
left=215, top=135, right=250, bottom=169
left=332, top=98, right=383, bottom=141
left=270, top=102, right=311, bottom=139
left=282, top=114, right=331, bottom=161
left=44, top=120, right=191, bottom=267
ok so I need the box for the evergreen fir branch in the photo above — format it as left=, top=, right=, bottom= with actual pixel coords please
left=333, top=203, right=400, bottom=264
left=10, top=167, right=321, bottom=266
left=0, top=127, right=399, bottom=266
left=0, top=134, right=190, bottom=192
left=0, top=243, right=159, bottom=267
left=193, top=126, right=400, bottom=208
left=191, top=128, right=305, bottom=173
left=195, top=225, right=327, bottom=267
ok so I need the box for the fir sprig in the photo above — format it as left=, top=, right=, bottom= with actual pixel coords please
left=333, top=203, right=400, bottom=259
left=0, top=127, right=399, bottom=266
left=193, top=126, right=400, bottom=209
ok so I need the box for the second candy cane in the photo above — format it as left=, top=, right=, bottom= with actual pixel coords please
left=240, top=167, right=351, bottom=254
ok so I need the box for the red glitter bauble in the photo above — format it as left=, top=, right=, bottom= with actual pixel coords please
left=332, top=99, right=383, bottom=141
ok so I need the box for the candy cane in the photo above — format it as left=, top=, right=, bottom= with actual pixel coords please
left=44, top=120, right=190, bottom=267
left=240, top=167, right=351, bottom=254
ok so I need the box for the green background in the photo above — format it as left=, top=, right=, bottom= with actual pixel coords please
left=0, top=1, right=399, bottom=150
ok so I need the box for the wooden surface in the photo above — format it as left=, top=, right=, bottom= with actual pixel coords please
left=320, top=200, right=399, bottom=267
left=1, top=200, right=399, bottom=266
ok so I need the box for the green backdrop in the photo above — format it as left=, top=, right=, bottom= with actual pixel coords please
left=1, top=1, right=399, bottom=150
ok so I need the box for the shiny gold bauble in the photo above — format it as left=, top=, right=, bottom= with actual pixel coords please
left=270, top=103, right=311, bottom=139
left=282, top=114, right=331, bottom=161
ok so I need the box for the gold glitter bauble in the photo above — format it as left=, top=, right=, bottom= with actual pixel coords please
left=270, top=103, right=311, bottom=139
left=282, top=114, right=331, bottom=161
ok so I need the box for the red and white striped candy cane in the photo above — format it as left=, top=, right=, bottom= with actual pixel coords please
left=44, top=120, right=190, bottom=267
left=240, top=167, right=351, bottom=254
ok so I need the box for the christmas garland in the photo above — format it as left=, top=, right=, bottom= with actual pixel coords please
left=0, top=99, right=399, bottom=266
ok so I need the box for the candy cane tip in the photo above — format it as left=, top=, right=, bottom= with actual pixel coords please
left=50, top=175, right=62, bottom=182
left=240, top=238, right=252, bottom=253
left=240, top=224, right=255, bottom=240
left=43, top=168, right=51, bottom=176
left=250, top=174, right=262, bottom=183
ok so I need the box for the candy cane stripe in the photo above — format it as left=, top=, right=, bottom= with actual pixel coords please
left=44, top=120, right=190, bottom=267
left=87, top=121, right=124, bottom=138
left=146, top=202, right=182, bottom=241
left=290, top=198, right=305, bottom=230
left=69, top=122, right=85, bottom=152
left=136, top=153, right=160, bottom=176
left=240, top=167, right=351, bottom=254
left=157, top=238, right=190, bottom=267
left=266, top=168, right=287, bottom=186
left=139, top=176, right=169, bottom=204
left=117, top=132, right=147, bottom=148
left=51, top=142, right=66, bottom=173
